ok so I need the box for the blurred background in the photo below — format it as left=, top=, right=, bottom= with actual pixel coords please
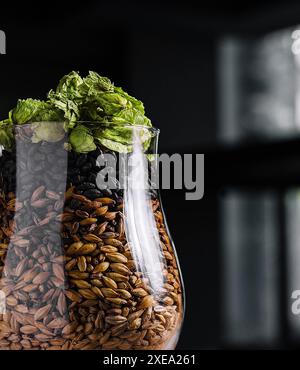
left=2, top=0, right=300, bottom=349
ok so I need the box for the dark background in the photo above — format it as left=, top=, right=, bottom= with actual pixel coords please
left=2, top=0, right=300, bottom=349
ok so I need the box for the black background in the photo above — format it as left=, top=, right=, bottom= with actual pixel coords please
left=1, top=0, right=300, bottom=350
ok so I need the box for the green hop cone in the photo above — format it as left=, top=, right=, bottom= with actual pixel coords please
left=69, top=124, right=96, bottom=153
left=0, top=124, right=13, bottom=150
left=31, top=122, right=65, bottom=143
left=0, top=70, right=153, bottom=153
left=11, top=99, right=62, bottom=124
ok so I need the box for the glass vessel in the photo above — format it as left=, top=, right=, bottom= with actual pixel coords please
left=0, top=122, right=184, bottom=350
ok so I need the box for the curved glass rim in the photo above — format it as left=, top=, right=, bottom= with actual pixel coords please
left=78, top=121, right=160, bottom=134
left=7, top=121, right=160, bottom=135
